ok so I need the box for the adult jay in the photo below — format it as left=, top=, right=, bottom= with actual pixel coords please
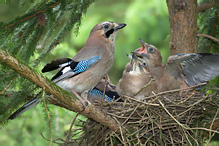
left=137, top=38, right=219, bottom=92
left=9, top=21, right=126, bottom=119
left=87, top=76, right=122, bottom=104
left=116, top=52, right=157, bottom=100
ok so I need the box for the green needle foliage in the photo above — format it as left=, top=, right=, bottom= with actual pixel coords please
left=0, top=0, right=94, bottom=124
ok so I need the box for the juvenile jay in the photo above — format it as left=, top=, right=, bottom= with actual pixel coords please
left=9, top=21, right=126, bottom=119
left=124, top=46, right=147, bottom=73
left=116, top=52, right=157, bottom=100
left=138, top=38, right=219, bottom=92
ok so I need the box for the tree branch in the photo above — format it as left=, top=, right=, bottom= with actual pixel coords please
left=0, top=49, right=119, bottom=131
left=197, top=34, right=219, bottom=42
left=198, top=1, right=219, bottom=12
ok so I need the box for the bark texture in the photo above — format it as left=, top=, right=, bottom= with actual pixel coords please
left=166, top=0, right=198, bottom=55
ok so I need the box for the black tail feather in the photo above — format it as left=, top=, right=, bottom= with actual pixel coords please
left=9, top=93, right=41, bottom=120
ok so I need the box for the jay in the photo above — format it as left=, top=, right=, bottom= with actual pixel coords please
left=9, top=21, right=126, bottom=119
left=87, top=76, right=122, bottom=104
left=116, top=52, right=157, bottom=100
left=137, top=38, right=219, bottom=92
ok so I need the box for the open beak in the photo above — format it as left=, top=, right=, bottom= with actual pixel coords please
left=131, top=51, right=150, bottom=60
left=131, top=52, right=139, bottom=62
left=138, top=38, right=147, bottom=53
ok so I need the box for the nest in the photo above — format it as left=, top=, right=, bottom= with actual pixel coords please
left=71, top=85, right=219, bottom=145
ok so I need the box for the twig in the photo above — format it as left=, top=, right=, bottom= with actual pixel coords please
left=158, top=99, right=189, bottom=129
left=178, top=92, right=195, bottom=104
left=143, top=83, right=206, bottom=100
left=168, top=129, right=174, bottom=146
left=198, top=1, right=219, bottom=12
left=122, top=104, right=140, bottom=126
left=123, top=95, right=159, bottom=106
left=197, top=34, right=219, bottom=42
left=178, top=95, right=208, bottom=116
left=182, top=129, right=193, bottom=146
left=206, top=109, right=219, bottom=145
left=65, top=112, right=79, bottom=143
left=42, top=89, right=52, bottom=146
left=119, top=126, right=126, bottom=145
left=133, top=78, right=154, bottom=96
left=101, top=74, right=108, bottom=106
left=159, top=99, right=219, bottom=134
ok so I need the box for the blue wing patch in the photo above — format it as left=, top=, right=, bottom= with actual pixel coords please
left=73, top=56, right=102, bottom=74
left=88, top=89, right=112, bottom=102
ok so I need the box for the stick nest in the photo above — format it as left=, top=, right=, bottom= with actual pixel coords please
left=74, top=86, right=219, bottom=145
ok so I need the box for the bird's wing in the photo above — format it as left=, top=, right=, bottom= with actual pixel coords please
left=72, top=46, right=105, bottom=61
left=51, top=55, right=102, bottom=83
left=166, top=53, right=219, bottom=87
left=42, top=58, right=72, bottom=73
left=88, top=88, right=122, bottom=102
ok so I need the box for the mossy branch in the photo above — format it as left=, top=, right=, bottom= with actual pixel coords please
left=0, top=49, right=119, bottom=131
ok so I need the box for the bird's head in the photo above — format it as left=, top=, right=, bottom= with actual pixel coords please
left=138, top=38, right=162, bottom=67
left=130, top=51, right=149, bottom=74
left=89, top=21, right=126, bottom=43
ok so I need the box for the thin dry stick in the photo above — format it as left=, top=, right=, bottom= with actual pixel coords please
left=122, top=104, right=140, bottom=126
left=123, top=95, right=159, bottom=106
left=168, top=129, right=174, bottom=145
left=143, top=83, right=206, bottom=100
left=178, top=92, right=195, bottom=104
left=206, top=109, right=219, bottom=146
left=159, top=99, right=219, bottom=134
left=182, top=129, right=193, bottom=146
left=134, top=78, right=154, bottom=96
left=65, top=112, right=79, bottom=143
left=178, top=96, right=208, bottom=116
left=101, top=75, right=108, bottom=106
left=119, top=126, right=126, bottom=145
left=197, top=34, right=219, bottom=42
left=186, top=129, right=199, bottom=146
left=110, top=134, right=113, bottom=146
left=42, top=89, right=53, bottom=146
left=158, top=99, right=190, bottom=129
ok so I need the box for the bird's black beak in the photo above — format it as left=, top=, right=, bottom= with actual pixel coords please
left=114, top=23, right=126, bottom=30
left=138, top=38, right=147, bottom=53
left=131, top=52, right=139, bottom=62
left=131, top=51, right=150, bottom=60
left=139, top=38, right=146, bottom=45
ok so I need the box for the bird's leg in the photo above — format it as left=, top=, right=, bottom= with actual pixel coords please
left=71, top=89, right=86, bottom=111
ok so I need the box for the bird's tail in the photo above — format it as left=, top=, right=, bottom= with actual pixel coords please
left=8, top=92, right=41, bottom=120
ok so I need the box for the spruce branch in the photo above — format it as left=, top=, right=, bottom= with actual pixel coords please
left=198, top=1, right=219, bottom=12
left=0, top=49, right=120, bottom=132
left=197, top=34, right=219, bottom=42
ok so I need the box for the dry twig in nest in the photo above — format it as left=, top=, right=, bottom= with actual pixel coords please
left=68, top=85, right=219, bottom=145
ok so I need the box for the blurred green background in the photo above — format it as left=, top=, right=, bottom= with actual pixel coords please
left=0, top=0, right=217, bottom=145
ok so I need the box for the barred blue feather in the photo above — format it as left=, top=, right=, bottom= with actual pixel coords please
left=88, top=89, right=112, bottom=102
left=73, top=56, right=102, bottom=74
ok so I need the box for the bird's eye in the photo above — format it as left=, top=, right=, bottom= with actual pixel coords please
left=143, top=62, right=147, bottom=67
left=148, top=47, right=154, bottom=53
left=103, top=24, right=109, bottom=29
